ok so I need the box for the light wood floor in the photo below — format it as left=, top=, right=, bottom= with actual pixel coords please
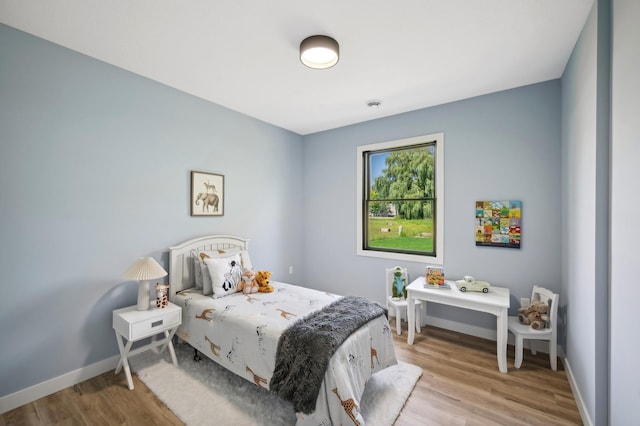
left=392, top=325, right=582, bottom=425
left=1, top=324, right=582, bottom=425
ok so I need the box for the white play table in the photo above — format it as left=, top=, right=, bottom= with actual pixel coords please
left=406, top=276, right=510, bottom=373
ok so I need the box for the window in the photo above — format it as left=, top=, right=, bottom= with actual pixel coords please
left=357, top=133, right=444, bottom=264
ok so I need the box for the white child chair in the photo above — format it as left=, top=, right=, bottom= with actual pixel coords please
left=507, top=285, right=559, bottom=370
left=385, top=266, right=422, bottom=336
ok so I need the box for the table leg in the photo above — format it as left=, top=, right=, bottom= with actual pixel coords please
left=114, top=331, right=125, bottom=374
left=166, top=329, right=179, bottom=366
left=114, top=331, right=135, bottom=389
left=496, top=308, right=508, bottom=373
left=121, top=352, right=134, bottom=390
left=407, top=293, right=416, bottom=345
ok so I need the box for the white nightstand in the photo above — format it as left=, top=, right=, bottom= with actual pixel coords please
left=112, top=302, right=182, bottom=390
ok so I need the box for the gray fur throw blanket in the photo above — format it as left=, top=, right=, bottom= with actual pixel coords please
left=269, top=295, right=387, bottom=414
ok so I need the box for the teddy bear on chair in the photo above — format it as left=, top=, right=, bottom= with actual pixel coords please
left=518, top=299, right=549, bottom=330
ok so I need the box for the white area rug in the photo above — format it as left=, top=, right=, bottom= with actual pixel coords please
left=130, top=342, right=421, bottom=426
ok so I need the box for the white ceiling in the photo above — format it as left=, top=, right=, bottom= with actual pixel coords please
left=0, top=0, right=594, bottom=135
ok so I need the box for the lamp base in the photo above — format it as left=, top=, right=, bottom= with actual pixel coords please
left=137, top=280, right=151, bottom=310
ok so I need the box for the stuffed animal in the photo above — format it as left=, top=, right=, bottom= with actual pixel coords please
left=392, top=268, right=407, bottom=299
left=237, top=269, right=259, bottom=294
left=253, top=270, right=274, bottom=293
left=518, top=299, right=549, bottom=330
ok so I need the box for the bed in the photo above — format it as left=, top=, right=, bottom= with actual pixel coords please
left=168, top=235, right=397, bottom=425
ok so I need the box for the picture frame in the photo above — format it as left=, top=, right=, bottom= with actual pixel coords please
left=475, top=200, right=521, bottom=248
left=191, top=171, right=224, bottom=216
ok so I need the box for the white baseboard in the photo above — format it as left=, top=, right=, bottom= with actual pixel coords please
left=562, top=357, right=592, bottom=426
left=424, top=315, right=499, bottom=341
left=418, top=314, right=564, bottom=356
left=389, top=313, right=498, bottom=341
left=0, top=355, right=120, bottom=415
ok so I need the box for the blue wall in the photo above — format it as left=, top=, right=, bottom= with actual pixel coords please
left=0, top=24, right=304, bottom=397
left=560, top=1, right=611, bottom=424
left=610, top=0, right=638, bottom=423
left=302, top=81, right=562, bottom=332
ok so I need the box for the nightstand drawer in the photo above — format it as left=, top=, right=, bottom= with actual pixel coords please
left=130, top=309, right=180, bottom=339
left=113, top=303, right=182, bottom=340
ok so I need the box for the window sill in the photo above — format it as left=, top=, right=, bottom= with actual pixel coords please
left=356, top=248, right=443, bottom=265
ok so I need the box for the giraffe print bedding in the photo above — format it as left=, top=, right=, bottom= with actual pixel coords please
left=174, top=281, right=396, bottom=425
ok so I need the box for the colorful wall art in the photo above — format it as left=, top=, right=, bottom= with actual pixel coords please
left=475, top=200, right=521, bottom=249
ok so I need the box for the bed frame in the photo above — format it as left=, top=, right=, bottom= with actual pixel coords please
left=168, top=234, right=249, bottom=301
left=166, top=235, right=398, bottom=425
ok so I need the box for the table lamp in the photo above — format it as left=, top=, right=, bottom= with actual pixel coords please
left=122, top=257, right=168, bottom=310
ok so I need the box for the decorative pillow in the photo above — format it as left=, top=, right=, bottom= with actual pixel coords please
left=192, top=249, right=204, bottom=290
left=239, top=250, right=252, bottom=270
left=204, top=254, right=243, bottom=298
left=196, top=248, right=241, bottom=295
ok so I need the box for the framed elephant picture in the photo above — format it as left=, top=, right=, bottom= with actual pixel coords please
left=191, top=171, right=224, bottom=216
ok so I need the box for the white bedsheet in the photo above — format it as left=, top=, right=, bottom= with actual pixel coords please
left=174, top=281, right=396, bottom=425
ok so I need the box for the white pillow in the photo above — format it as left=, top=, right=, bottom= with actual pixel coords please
left=192, top=250, right=204, bottom=290
left=239, top=250, right=252, bottom=270
left=196, top=248, right=241, bottom=295
left=204, top=255, right=243, bottom=298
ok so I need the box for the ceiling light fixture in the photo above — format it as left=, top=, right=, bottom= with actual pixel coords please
left=300, top=35, right=339, bottom=69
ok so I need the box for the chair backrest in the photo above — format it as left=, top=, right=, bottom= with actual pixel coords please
left=385, top=266, right=408, bottom=300
left=531, top=285, right=559, bottom=335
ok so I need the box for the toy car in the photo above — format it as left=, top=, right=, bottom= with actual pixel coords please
left=455, top=277, right=490, bottom=293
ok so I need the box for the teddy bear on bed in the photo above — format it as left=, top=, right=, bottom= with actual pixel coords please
left=253, top=270, right=274, bottom=293
left=237, top=268, right=259, bottom=294
left=518, top=299, right=549, bottom=330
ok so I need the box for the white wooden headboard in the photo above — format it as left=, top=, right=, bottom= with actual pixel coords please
left=168, top=235, right=249, bottom=300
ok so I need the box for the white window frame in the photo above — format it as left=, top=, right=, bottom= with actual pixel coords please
left=356, top=133, right=444, bottom=265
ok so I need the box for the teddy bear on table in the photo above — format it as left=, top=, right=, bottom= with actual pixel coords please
left=518, top=299, right=550, bottom=330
